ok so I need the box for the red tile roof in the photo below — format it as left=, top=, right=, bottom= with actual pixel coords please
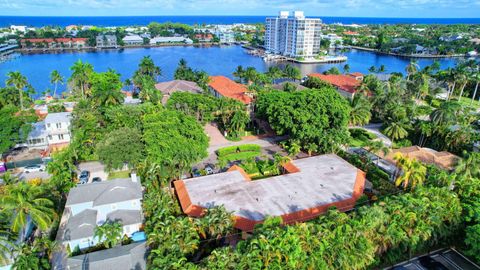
left=343, top=31, right=359, bottom=35
left=208, top=76, right=252, bottom=104
left=21, top=38, right=87, bottom=43
left=308, top=73, right=361, bottom=93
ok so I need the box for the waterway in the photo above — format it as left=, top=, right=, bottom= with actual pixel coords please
left=0, top=46, right=460, bottom=96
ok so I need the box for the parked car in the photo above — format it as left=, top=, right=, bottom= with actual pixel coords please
left=205, top=166, right=214, bottom=175
left=192, top=169, right=201, bottom=177
left=24, top=164, right=45, bottom=173
left=418, top=256, right=449, bottom=270
left=92, top=177, right=102, bottom=183
left=78, top=170, right=90, bottom=184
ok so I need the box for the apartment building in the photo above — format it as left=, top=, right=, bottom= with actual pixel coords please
left=264, top=11, right=322, bottom=58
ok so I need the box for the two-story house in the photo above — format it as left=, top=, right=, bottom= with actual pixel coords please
left=57, top=175, right=143, bottom=251
left=27, top=112, right=72, bottom=151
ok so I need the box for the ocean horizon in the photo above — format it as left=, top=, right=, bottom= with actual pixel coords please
left=1, top=15, right=480, bottom=27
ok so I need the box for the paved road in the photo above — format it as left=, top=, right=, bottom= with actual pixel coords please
left=356, top=123, right=393, bottom=147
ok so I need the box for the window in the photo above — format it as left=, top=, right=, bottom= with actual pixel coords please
left=56, top=123, right=62, bottom=129
left=58, top=134, right=64, bottom=140
left=47, top=123, right=51, bottom=128
left=48, top=135, right=52, bottom=140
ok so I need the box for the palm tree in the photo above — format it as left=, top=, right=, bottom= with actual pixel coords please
left=228, top=110, right=249, bottom=137
left=0, top=224, right=13, bottom=267
left=244, top=67, right=258, bottom=85
left=455, top=67, right=469, bottom=101
left=286, top=141, right=301, bottom=157
left=406, top=60, right=419, bottom=81
left=283, top=64, right=301, bottom=82
left=343, top=64, right=350, bottom=74
left=430, top=101, right=462, bottom=127
left=349, top=95, right=372, bottom=126
left=5, top=71, right=29, bottom=110
left=0, top=183, right=55, bottom=238
left=138, top=76, right=161, bottom=104
left=69, top=60, right=93, bottom=98
left=470, top=71, right=480, bottom=105
left=32, top=235, right=59, bottom=261
left=393, top=153, right=426, bottom=190
left=91, top=70, right=125, bottom=107
left=383, top=121, right=408, bottom=143
left=273, top=153, right=291, bottom=174
left=94, top=221, right=123, bottom=248
left=49, top=70, right=63, bottom=98
left=233, top=65, right=245, bottom=83
left=266, top=66, right=283, bottom=82
left=195, top=206, right=234, bottom=240
left=124, top=78, right=133, bottom=92
left=455, top=151, right=480, bottom=178
left=135, top=56, right=161, bottom=81
left=362, top=140, right=389, bottom=164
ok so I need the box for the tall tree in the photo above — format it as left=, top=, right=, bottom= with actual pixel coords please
left=349, top=95, right=372, bottom=126
left=69, top=60, right=94, bottom=98
left=5, top=71, right=29, bottom=110
left=393, top=153, right=426, bottom=190
left=134, top=55, right=161, bottom=83
left=90, top=69, right=125, bottom=108
left=0, top=182, right=55, bottom=237
left=49, top=70, right=63, bottom=98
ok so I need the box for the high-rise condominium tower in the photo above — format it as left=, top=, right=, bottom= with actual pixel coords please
left=264, top=11, right=322, bottom=58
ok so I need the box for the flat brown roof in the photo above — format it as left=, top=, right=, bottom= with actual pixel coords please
left=174, top=154, right=365, bottom=231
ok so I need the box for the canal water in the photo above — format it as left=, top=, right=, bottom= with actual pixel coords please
left=0, top=46, right=460, bottom=96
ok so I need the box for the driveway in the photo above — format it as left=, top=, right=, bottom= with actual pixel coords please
left=204, top=122, right=229, bottom=146
left=77, top=161, right=108, bottom=183
left=17, top=171, right=51, bottom=181
left=356, top=123, right=393, bottom=147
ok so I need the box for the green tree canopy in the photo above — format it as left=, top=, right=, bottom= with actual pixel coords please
left=256, top=88, right=351, bottom=153
left=96, top=127, right=144, bottom=171
left=143, top=109, right=208, bottom=178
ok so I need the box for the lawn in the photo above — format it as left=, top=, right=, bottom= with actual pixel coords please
left=107, top=170, right=131, bottom=180
left=349, top=128, right=377, bottom=147
left=458, top=97, right=480, bottom=109
left=216, top=144, right=262, bottom=164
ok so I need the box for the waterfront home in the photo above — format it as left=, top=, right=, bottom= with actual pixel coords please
left=174, top=154, right=365, bottom=231
left=57, top=175, right=143, bottom=251
left=96, top=35, right=118, bottom=48
left=65, top=25, right=78, bottom=32
left=208, top=76, right=253, bottom=105
left=149, top=36, right=193, bottom=45
left=307, top=73, right=363, bottom=99
left=67, top=241, right=147, bottom=270
left=343, top=31, right=359, bottom=36
left=122, top=35, right=143, bottom=46
left=20, top=38, right=87, bottom=49
left=321, top=33, right=343, bottom=48
left=214, top=31, right=235, bottom=43
left=26, top=112, right=72, bottom=151
left=439, top=34, right=463, bottom=42
left=194, top=33, right=214, bottom=42
left=155, top=80, right=203, bottom=104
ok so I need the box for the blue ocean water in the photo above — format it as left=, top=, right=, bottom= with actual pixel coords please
left=0, top=16, right=479, bottom=27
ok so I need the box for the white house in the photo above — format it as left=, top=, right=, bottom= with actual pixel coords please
left=10, top=25, right=27, bottom=33
left=57, top=175, right=143, bottom=251
left=149, top=36, right=193, bottom=45
left=122, top=35, right=143, bottom=45
left=26, top=112, right=72, bottom=150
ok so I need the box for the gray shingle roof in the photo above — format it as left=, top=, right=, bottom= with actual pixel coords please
left=66, top=178, right=142, bottom=207
left=45, top=112, right=72, bottom=124
left=107, top=210, right=143, bottom=226
left=63, top=209, right=97, bottom=241
left=67, top=241, right=147, bottom=270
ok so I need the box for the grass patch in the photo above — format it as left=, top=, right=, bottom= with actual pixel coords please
left=458, top=96, right=480, bottom=109
left=220, top=151, right=260, bottom=163
left=349, top=128, right=377, bottom=147
left=216, top=144, right=261, bottom=157
left=108, top=170, right=130, bottom=180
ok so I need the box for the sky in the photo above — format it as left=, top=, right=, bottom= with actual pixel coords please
left=1, top=0, right=480, bottom=18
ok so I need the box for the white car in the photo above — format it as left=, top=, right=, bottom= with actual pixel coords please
left=24, top=164, right=45, bottom=173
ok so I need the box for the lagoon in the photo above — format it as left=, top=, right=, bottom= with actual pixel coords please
left=0, top=46, right=460, bottom=96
